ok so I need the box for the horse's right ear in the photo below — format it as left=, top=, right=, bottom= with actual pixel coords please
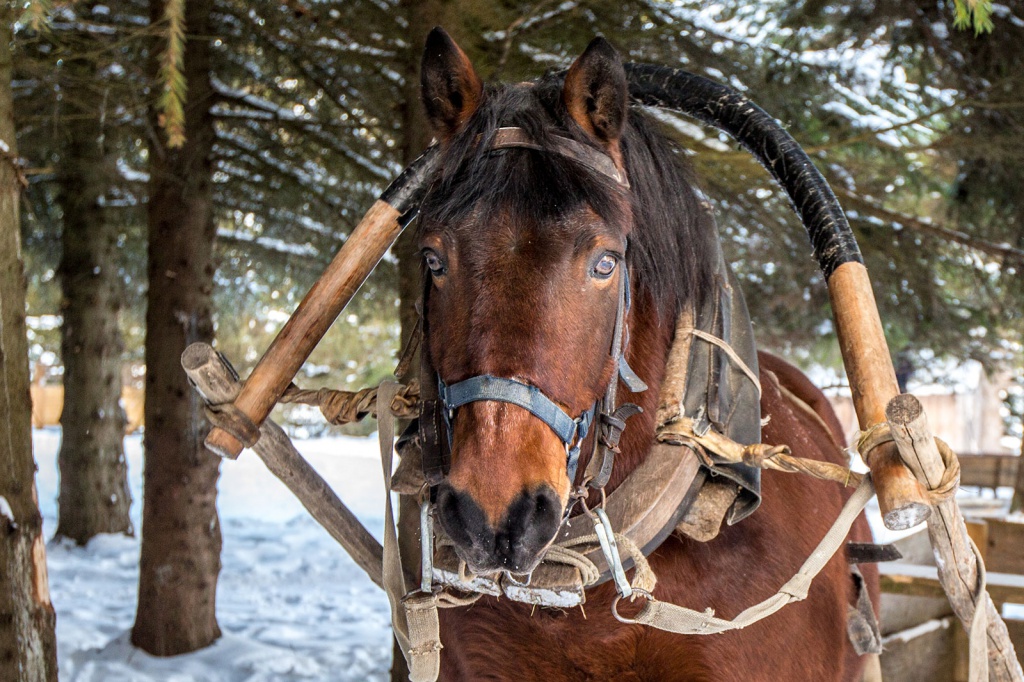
left=421, top=27, right=483, bottom=139
left=563, top=37, right=628, bottom=150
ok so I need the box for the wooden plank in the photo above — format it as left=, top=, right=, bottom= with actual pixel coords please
left=959, top=454, right=1020, bottom=489
left=882, top=617, right=1024, bottom=682
left=886, top=393, right=1023, bottom=680
left=881, top=593, right=953, bottom=636
left=966, top=519, right=989, bottom=563
left=880, top=563, right=1024, bottom=606
left=1008, top=620, right=1024, bottom=662
left=987, top=519, right=1024, bottom=575
left=880, top=617, right=957, bottom=682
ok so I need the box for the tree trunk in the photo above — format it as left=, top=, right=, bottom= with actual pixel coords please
left=396, top=2, right=496, bottom=354
left=396, top=0, right=443, bottom=346
left=131, top=0, right=222, bottom=655
left=0, top=4, right=59, bottom=677
left=54, top=54, right=132, bottom=545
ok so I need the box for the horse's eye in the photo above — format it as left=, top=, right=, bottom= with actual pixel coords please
left=593, top=254, right=618, bottom=279
left=423, top=250, right=446, bottom=276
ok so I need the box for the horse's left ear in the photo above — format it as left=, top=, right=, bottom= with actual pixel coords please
left=421, top=27, right=484, bottom=139
left=563, top=37, right=628, bottom=149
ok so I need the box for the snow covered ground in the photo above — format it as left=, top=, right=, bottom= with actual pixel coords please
left=33, top=428, right=393, bottom=681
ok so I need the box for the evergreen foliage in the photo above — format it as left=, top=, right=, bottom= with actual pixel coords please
left=13, top=0, right=1024, bottom=430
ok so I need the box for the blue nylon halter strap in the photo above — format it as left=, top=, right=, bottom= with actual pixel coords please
left=438, top=375, right=597, bottom=482
left=435, top=263, right=642, bottom=485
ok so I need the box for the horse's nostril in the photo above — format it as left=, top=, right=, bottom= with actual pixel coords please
left=436, top=484, right=488, bottom=551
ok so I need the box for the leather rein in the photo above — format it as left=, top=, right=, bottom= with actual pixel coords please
left=418, top=127, right=647, bottom=496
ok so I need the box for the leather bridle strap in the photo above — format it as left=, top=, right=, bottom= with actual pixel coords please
left=438, top=375, right=597, bottom=482
left=434, top=262, right=644, bottom=486
left=490, top=127, right=630, bottom=189
left=586, top=261, right=647, bottom=490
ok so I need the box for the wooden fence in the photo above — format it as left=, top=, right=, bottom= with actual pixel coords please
left=958, top=454, right=1021, bottom=490
left=880, top=514, right=1024, bottom=680
left=29, top=384, right=145, bottom=434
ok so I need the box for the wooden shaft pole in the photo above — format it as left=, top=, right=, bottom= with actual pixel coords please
left=183, top=343, right=387, bottom=588
left=886, top=394, right=1023, bottom=681
left=828, top=261, right=932, bottom=529
left=205, top=200, right=403, bottom=459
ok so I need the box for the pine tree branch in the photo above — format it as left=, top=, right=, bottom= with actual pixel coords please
left=491, top=1, right=580, bottom=77
left=835, top=187, right=1024, bottom=265
left=213, top=140, right=342, bottom=211
left=212, top=57, right=394, bottom=180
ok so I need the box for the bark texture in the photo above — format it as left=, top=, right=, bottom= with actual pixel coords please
left=130, top=0, right=222, bottom=655
left=0, top=5, right=59, bottom=678
left=55, top=53, right=132, bottom=545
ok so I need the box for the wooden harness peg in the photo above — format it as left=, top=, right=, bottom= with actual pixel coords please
left=205, top=199, right=404, bottom=459
left=828, top=261, right=932, bottom=530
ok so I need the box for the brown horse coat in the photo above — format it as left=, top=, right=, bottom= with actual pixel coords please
left=436, top=351, right=878, bottom=681
left=416, top=28, right=879, bottom=681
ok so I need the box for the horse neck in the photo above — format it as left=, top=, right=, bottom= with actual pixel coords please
left=598, top=290, right=674, bottom=494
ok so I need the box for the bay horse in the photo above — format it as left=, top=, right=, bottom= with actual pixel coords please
left=416, top=28, right=878, bottom=681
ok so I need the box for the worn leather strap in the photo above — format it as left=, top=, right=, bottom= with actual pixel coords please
left=490, top=127, right=629, bottom=188
left=418, top=278, right=450, bottom=486
left=586, top=264, right=647, bottom=489
left=379, top=380, right=442, bottom=682
left=618, top=475, right=875, bottom=635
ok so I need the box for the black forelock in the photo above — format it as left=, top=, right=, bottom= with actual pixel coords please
left=418, top=75, right=717, bottom=318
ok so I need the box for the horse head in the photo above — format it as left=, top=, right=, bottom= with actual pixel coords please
left=417, top=28, right=712, bottom=575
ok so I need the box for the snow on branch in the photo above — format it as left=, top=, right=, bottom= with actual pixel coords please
left=837, top=187, right=1024, bottom=265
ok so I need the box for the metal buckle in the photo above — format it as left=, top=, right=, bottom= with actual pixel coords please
left=503, top=569, right=535, bottom=588
left=420, top=498, right=435, bottom=593
left=592, top=507, right=632, bottom=599
left=611, top=588, right=654, bottom=624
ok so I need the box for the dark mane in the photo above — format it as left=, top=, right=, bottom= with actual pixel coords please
left=418, top=75, right=718, bottom=318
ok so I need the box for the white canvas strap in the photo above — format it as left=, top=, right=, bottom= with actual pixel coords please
left=378, top=380, right=442, bottom=682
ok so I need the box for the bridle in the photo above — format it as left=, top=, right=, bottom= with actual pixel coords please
left=418, top=126, right=648, bottom=494
left=438, top=375, right=597, bottom=484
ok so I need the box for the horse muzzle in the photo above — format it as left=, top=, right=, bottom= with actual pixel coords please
left=435, top=482, right=563, bottom=575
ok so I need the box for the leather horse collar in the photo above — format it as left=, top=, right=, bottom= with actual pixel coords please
left=419, top=126, right=645, bottom=490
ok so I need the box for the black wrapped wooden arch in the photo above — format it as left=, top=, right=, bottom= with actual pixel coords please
left=376, top=63, right=863, bottom=282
